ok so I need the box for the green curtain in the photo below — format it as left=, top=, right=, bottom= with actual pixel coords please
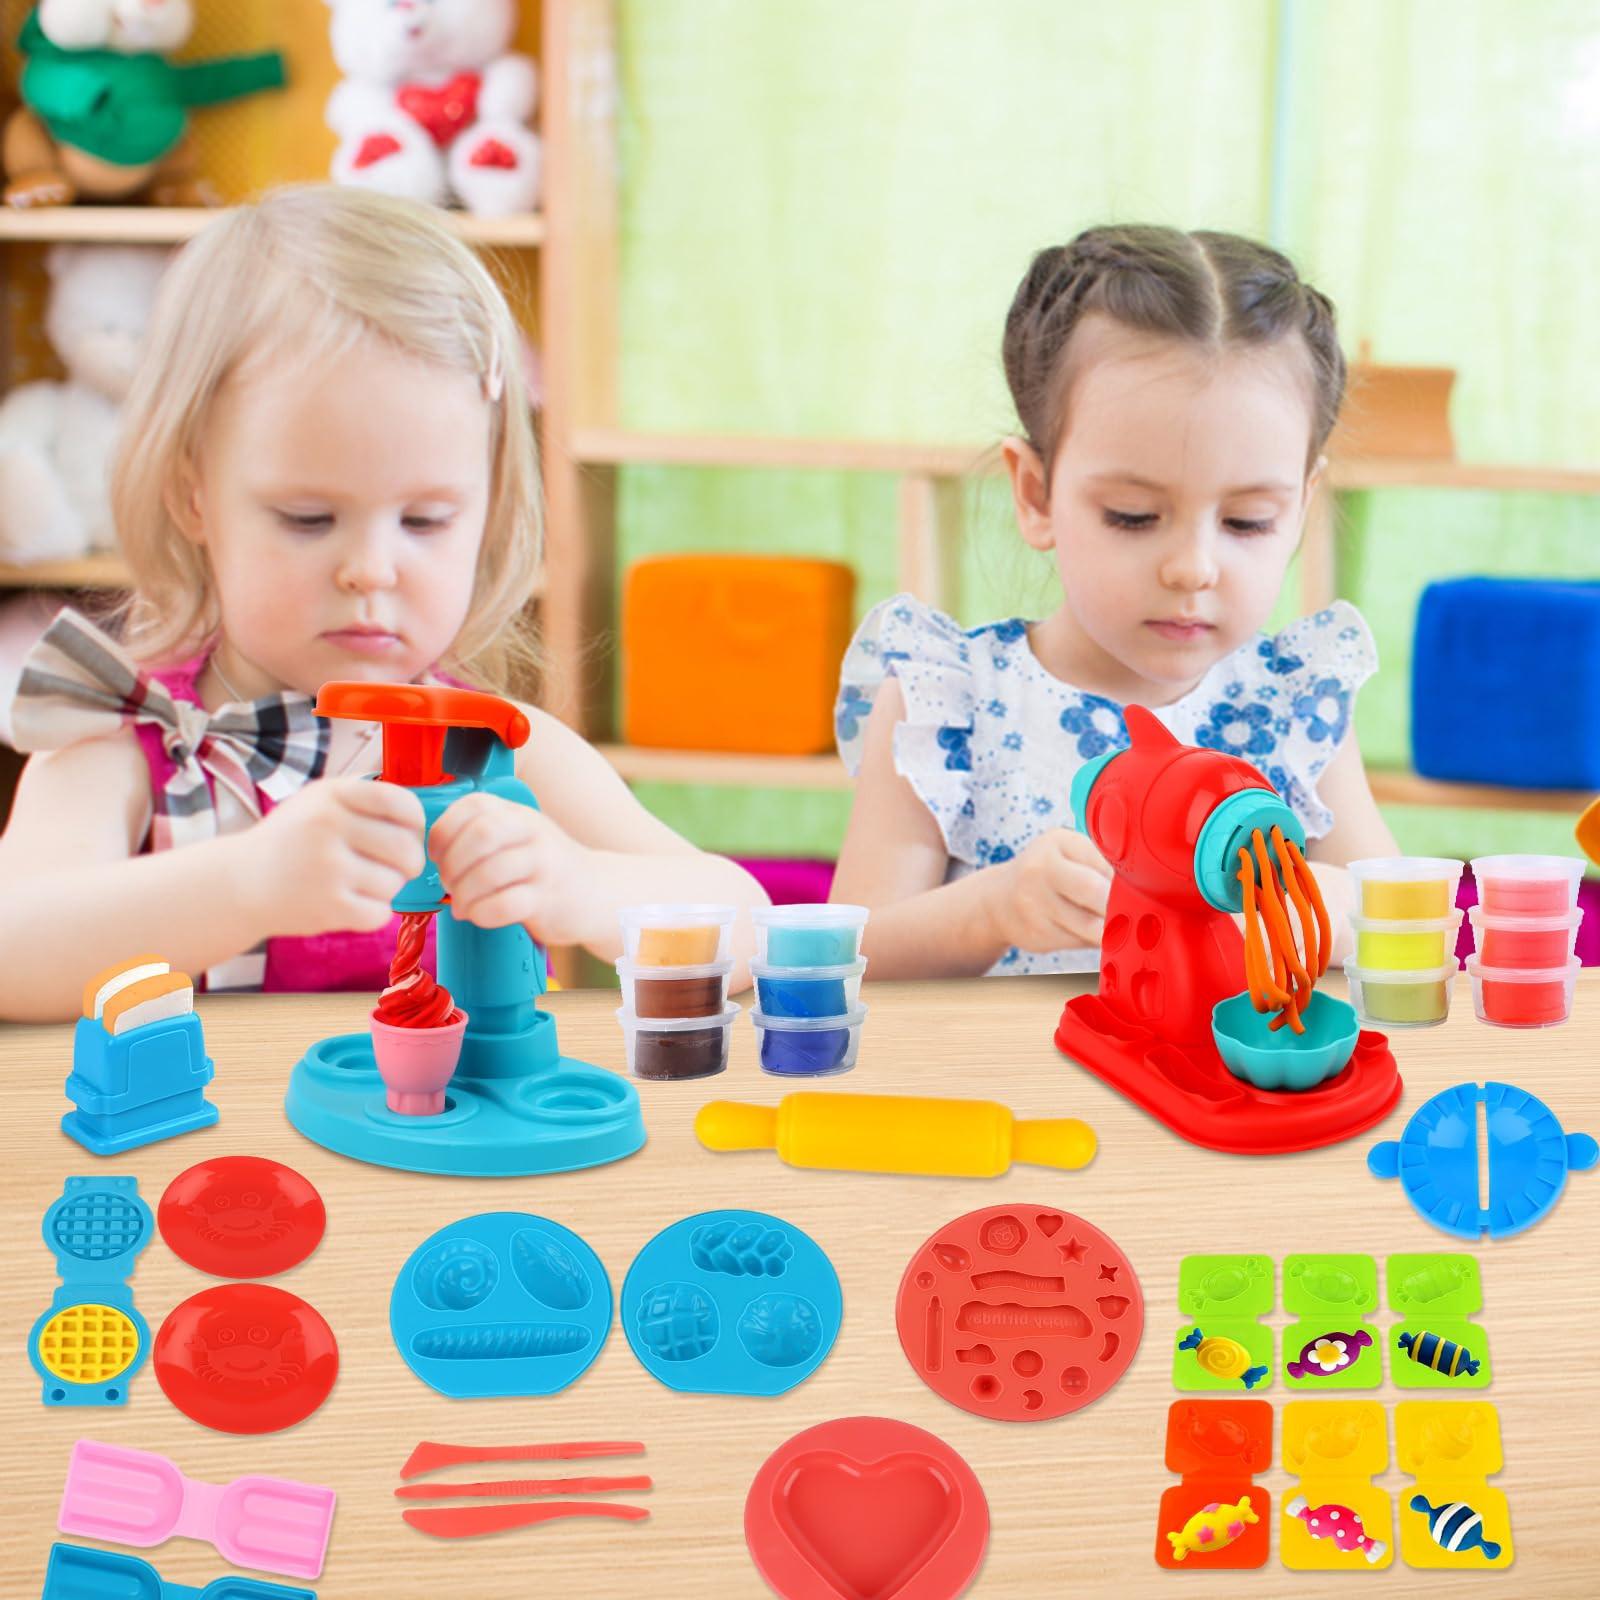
left=616, top=0, right=1600, bottom=860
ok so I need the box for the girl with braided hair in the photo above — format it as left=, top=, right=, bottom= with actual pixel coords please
left=833, top=225, right=1396, bottom=977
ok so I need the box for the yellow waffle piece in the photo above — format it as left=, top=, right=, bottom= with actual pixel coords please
left=36, top=1303, right=139, bottom=1384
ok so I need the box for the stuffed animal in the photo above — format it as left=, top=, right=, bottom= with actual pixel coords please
left=0, top=244, right=168, bottom=564
left=4, top=1, right=286, bottom=207
left=326, top=0, right=541, bottom=217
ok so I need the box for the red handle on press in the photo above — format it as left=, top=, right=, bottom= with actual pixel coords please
left=316, top=682, right=530, bottom=786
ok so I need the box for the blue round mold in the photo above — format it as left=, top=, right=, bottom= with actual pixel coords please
left=621, top=1209, right=841, bottom=1396
left=1368, top=1080, right=1599, bottom=1239
left=390, top=1212, right=611, bottom=1397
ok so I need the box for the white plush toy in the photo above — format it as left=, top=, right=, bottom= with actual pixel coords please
left=0, top=245, right=168, bottom=564
left=325, top=0, right=541, bottom=217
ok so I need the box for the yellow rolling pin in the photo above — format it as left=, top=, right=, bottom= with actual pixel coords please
left=694, top=1091, right=1096, bottom=1178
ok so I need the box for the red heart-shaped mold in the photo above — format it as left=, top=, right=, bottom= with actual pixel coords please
left=746, top=1417, right=988, bottom=1599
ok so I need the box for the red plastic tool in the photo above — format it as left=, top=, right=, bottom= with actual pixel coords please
left=394, top=1476, right=652, bottom=1500
left=403, top=1502, right=649, bottom=1538
left=745, top=1416, right=988, bottom=1600
left=316, top=682, right=530, bottom=785
left=153, top=1284, right=338, bottom=1435
left=895, top=1205, right=1141, bottom=1422
left=158, top=1156, right=326, bottom=1279
left=401, top=1441, right=644, bottom=1479
left=1055, top=706, right=1400, bottom=1154
left=1155, top=1399, right=1273, bottom=1570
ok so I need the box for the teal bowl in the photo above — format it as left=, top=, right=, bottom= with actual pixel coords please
left=1212, top=990, right=1359, bottom=1092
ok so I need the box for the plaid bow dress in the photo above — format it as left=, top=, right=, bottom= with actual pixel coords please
left=9, top=606, right=432, bottom=993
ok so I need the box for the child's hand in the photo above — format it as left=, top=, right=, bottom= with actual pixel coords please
left=984, top=828, right=1113, bottom=954
left=236, top=778, right=427, bottom=937
left=429, top=794, right=591, bottom=944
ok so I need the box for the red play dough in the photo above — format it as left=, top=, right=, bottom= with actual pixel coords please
left=745, top=1416, right=988, bottom=1600
left=154, top=1284, right=338, bottom=1435
left=895, top=1205, right=1142, bottom=1422
left=158, top=1155, right=326, bottom=1279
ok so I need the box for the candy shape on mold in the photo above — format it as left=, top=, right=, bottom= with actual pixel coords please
left=1167, top=1495, right=1258, bottom=1561
left=1287, top=1495, right=1387, bottom=1565
left=1286, top=1328, right=1372, bottom=1380
left=1410, top=1494, right=1502, bottom=1561
left=1179, top=1326, right=1269, bottom=1389
left=1398, top=1329, right=1479, bottom=1378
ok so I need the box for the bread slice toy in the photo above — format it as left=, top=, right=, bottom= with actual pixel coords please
left=82, top=957, right=195, bottom=1036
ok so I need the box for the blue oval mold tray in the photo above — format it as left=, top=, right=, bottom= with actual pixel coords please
left=621, top=1209, right=841, bottom=1396
left=1368, top=1080, right=1598, bottom=1239
left=389, top=1212, right=612, bottom=1397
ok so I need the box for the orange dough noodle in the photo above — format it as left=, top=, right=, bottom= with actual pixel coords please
left=375, top=911, right=458, bottom=1029
left=1236, top=827, right=1332, bottom=1036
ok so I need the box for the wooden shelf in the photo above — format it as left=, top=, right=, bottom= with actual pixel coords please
left=0, top=207, right=546, bottom=248
left=600, top=744, right=849, bottom=789
left=0, top=554, right=130, bottom=589
left=1328, top=458, right=1600, bottom=495
left=571, top=430, right=1600, bottom=498
left=1369, top=768, right=1592, bottom=815
left=571, top=428, right=985, bottom=477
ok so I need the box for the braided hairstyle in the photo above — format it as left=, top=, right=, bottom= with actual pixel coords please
left=1002, top=224, right=1345, bottom=472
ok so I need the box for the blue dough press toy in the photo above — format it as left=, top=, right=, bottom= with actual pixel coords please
left=286, top=686, right=644, bottom=1177
left=389, top=1212, right=611, bottom=1398
left=1368, top=1080, right=1598, bottom=1239
left=621, top=1208, right=842, bottom=1396
left=44, top=1542, right=314, bottom=1600
left=29, top=1176, right=152, bottom=1406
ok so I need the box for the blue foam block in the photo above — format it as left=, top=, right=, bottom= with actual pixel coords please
left=622, top=1209, right=841, bottom=1396
left=1412, top=577, right=1600, bottom=789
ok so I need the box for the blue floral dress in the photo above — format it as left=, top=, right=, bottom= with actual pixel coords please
left=835, top=594, right=1378, bottom=975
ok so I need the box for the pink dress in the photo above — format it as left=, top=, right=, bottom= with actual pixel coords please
left=132, top=654, right=435, bottom=994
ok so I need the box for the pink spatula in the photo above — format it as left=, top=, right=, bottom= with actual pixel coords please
left=58, top=1439, right=335, bottom=1581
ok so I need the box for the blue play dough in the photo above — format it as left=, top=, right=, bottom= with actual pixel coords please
left=1368, top=1080, right=1599, bottom=1239
left=390, top=1212, right=611, bottom=1397
left=766, top=926, right=859, bottom=966
left=755, top=972, right=849, bottom=1018
left=760, top=1024, right=853, bottom=1075
left=621, top=1209, right=842, bottom=1396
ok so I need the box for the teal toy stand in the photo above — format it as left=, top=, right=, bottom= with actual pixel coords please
left=285, top=684, right=644, bottom=1179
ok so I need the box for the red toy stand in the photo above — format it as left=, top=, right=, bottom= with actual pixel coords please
left=1056, top=706, right=1401, bottom=1155
left=158, top=1155, right=326, bottom=1279
left=896, top=1205, right=1141, bottom=1422
left=154, top=1284, right=338, bottom=1435
left=745, top=1416, right=989, bottom=1600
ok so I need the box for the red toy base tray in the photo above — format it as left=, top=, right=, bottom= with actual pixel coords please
left=158, top=1155, right=326, bottom=1279
left=1055, top=993, right=1401, bottom=1155
left=895, top=1205, right=1142, bottom=1422
left=745, top=1416, right=988, bottom=1600
left=154, top=1283, right=339, bottom=1435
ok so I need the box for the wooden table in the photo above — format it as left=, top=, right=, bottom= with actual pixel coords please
left=3, top=976, right=1596, bottom=1598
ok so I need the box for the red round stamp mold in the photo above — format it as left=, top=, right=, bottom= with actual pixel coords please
left=895, top=1204, right=1142, bottom=1421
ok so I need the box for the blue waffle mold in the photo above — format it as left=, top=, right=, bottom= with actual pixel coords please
left=29, top=1176, right=152, bottom=1406
left=389, top=1212, right=612, bottom=1397
left=621, top=1209, right=841, bottom=1396
left=1368, top=1080, right=1599, bottom=1239
left=44, top=1542, right=314, bottom=1600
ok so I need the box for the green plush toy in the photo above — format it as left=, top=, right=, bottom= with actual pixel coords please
left=4, top=1, right=286, bottom=207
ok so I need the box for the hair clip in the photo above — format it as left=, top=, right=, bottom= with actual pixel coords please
left=484, top=355, right=505, bottom=404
